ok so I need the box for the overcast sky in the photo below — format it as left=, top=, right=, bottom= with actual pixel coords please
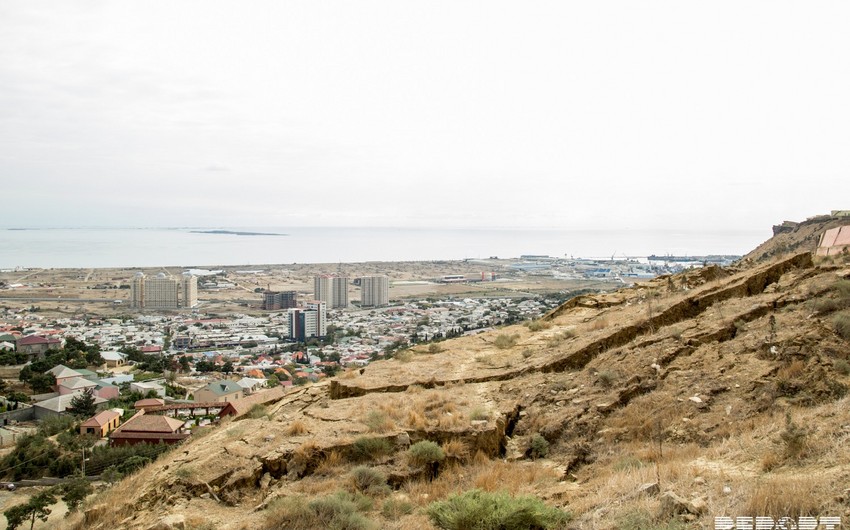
left=1, top=1, right=848, bottom=231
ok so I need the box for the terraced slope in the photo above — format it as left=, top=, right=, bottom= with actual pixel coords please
left=68, top=245, right=850, bottom=530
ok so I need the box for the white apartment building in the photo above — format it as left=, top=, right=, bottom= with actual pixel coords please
left=181, top=273, right=198, bottom=308
left=306, top=300, right=327, bottom=337
left=332, top=276, right=349, bottom=308
left=360, top=276, right=389, bottom=307
left=314, top=275, right=350, bottom=309
left=144, top=273, right=179, bottom=309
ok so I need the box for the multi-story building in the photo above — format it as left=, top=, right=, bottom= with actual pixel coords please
left=144, top=273, right=179, bottom=309
left=314, top=275, right=333, bottom=306
left=314, top=275, right=349, bottom=309
left=360, top=275, right=389, bottom=307
left=263, top=290, right=297, bottom=311
left=306, top=300, right=327, bottom=337
left=181, top=273, right=198, bottom=308
left=288, top=300, right=327, bottom=342
left=332, top=276, right=349, bottom=308
left=131, top=272, right=145, bottom=308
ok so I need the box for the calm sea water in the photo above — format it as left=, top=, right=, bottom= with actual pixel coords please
left=0, top=227, right=769, bottom=269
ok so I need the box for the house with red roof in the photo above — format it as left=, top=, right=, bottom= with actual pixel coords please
left=109, top=410, right=189, bottom=446
left=80, top=410, right=121, bottom=437
left=17, top=335, right=62, bottom=357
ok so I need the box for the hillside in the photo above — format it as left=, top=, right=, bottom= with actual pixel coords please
left=63, top=219, right=850, bottom=530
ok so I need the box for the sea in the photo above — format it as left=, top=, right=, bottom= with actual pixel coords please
left=0, top=227, right=769, bottom=269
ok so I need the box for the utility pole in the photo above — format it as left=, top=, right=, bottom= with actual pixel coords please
left=81, top=446, right=85, bottom=476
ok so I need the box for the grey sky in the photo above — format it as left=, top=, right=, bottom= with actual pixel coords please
left=1, top=1, right=848, bottom=230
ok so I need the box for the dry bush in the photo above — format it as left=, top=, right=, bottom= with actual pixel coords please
left=395, top=350, right=413, bottom=363
left=525, top=319, right=552, bottom=332
left=493, top=334, right=519, bottom=349
left=292, top=440, right=321, bottom=469
left=777, top=360, right=807, bottom=380
left=472, top=460, right=560, bottom=495
left=606, top=394, right=684, bottom=441
left=286, top=420, right=309, bottom=436
left=469, top=406, right=489, bottom=422
left=546, top=330, right=576, bottom=347
left=834, top=311, right=850, bottom=340
left=743, top=476, right=823, bottom=519
left=339, top=369, right=359, bottom=379
left=406, top=410, right=428, bottom=430
left=315, top=450, right=345, bottom=475
left=363, top=410, right=396, bottom=433
left=442, top=439, right=470, bottom=462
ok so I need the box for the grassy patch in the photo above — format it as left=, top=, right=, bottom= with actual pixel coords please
left=426, top=489, right=570, bottom=530
left=264, top=491, right=377, bottom=530
left=493, top=334, right=519, bottom=349
left=351, top=466, right=390, bottom=496
left=351, top=437, right=393, bottom=462
left=528, top=434, right=549, bottom=460
left=381, top=498, right=415, bottom=518
left=408, top=441, right=446, bottom=467
left=363, top=410, right=395, bottom=433
left=525, top=319, right=552, bottom=332
left=834, top=310, right=850, bottom=340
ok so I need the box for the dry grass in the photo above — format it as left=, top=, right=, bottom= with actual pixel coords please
left=442, top=439, right=470, bottom=462
left=292, top=440, right=322, bottom=469
left=363, top=410, right=396, bottom=433
left=525, top=319, right=553, bottom=332
left=315, top=450, right=345, bottom=475
left=493, top=333, right=520, bottom=349
left=743, top=475, right=824, bottom=518
left=286, top=419, right=309, bottom=436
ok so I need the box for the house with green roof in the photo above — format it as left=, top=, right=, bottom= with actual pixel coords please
left=193, top=380, right=243, bottom=403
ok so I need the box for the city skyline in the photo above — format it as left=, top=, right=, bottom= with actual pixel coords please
left=2, top=2, right=849, bottom=232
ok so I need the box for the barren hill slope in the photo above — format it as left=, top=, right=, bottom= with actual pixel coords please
left=66, top=225, right=850, bottom=530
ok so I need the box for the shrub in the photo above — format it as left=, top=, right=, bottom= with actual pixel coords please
left=246, top=404, right=268, bottom=419
left=351, top=437, right=393, bottom=461
left=525, top=320, right=552, bottom=332
left=428, top=344, right=443, bottom=354
left=351, top=466, right=390, bottom=496
left=493, top=334, right=519, bottom=350
left=408, top=441, right=446, bottom=467
left=381, top=498, right=415, bottom=518
left=596, top=370, right=617, bottom=388
left=265, top=492, right=377, bottom=530
left=835, top=359, right=850, bottom=376
left=528, top=434, right=549, bottom=460
left=780, top=412, right=808, bottom=459
left=834, top=311, right=850, bottom=341
left=469, top=406, right=489, bottom=422
left=395, top=350, right=413, bottom=363
left=363, top=410, right=394, bottom=433
left=426, top=489, right=570, bottom=530
left=286, top=420, right=308, bottom=436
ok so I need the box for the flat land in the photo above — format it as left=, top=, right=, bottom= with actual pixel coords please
left=0, top=260, right=613, bottom=318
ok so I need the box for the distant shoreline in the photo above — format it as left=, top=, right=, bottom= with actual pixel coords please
left=190, top=230, right=287, bottom=237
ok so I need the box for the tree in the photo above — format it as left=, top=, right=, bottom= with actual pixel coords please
left=4, top=488, right=57, bottom=530
left=221, top=360, right=234, bottom=374
left=178, top=356, right=191, bottom=372
left=57, top=476, right=93, bottom=512
left=67, top=389, right=97, bottom=418
left=27, top=373, right=55, bottom=394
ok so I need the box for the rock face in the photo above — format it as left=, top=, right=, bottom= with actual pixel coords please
left=72, top=221, right=850, bottom=530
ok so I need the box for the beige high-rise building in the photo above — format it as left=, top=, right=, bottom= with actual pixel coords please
left=181, top=273, right=198, bottom=308
left=314, top=275, right=333, bottom=306
left=315, top=275, right=349, bottom=309
left=131, top=272, right=145, bottom=308
left=360, top=275, right=389, bottom=307
left=332, top=276, right=349, bottom=308
left=144, top=273, right=179, bottom=309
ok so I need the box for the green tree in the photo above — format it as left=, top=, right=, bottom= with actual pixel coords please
left=57, top=476, right=93, bottom=512
left=27, top=373, right=55, bottom=394
left=221, top=360, right=234, bottom=374
left=67, top=389, right=97, bottom=419
left=4, top=488, right=57, bottom=530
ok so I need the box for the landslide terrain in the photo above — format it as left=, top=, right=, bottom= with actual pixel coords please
left=65, top=226, right=850, bottom=530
